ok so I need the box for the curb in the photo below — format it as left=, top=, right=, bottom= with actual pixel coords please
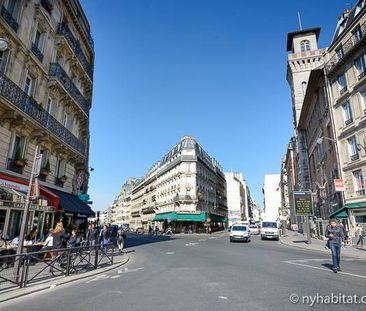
left=0, top=255, right=130, bottom=303
left=279, top=238, right=365, bottom=260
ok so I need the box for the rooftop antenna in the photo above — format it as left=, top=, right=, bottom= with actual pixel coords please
left=298, top=12, right=303, bottom=31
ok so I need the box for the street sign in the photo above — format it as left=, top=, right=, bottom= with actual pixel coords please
left=334, top=179, right=345, bottom=192
left=293, top=191, right=313, bottom=216
left=78, top=194, right=90, bottom=201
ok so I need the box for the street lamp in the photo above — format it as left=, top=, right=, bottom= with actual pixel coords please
left=316, top=137, right=337, bottom=145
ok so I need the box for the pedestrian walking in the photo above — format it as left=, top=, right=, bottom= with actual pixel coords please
left=67, top=229, right=78, bottom=248
left=86, top=223, right=97, bottom=246
left=154, top=226, right=159, bottom=236
left=53, top=222, right=66, bottom=250
left=117, top=225, right=126, bottom=253
left=355, top=224, right=364, bottom=248
left=325, top=219, right=345, bottom=273
left=100, top=225, right=111, bottom=249
left=148, top=225, right=153, bottom=236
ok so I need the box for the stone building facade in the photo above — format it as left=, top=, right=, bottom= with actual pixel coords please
left=129, top=136, right=227, bottom=233
left=0, top=0, right=94, bottom=239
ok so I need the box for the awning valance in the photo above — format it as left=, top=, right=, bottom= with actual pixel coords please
left=153, top=212, right=206, bottom=222
left=344, top=201, right=366, bottom=209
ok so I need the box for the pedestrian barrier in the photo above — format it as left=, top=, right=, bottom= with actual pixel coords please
left=0, top=245, right=116, bottom=291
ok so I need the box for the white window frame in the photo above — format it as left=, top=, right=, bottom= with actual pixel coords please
left=56, top=159, right=66, bottom=178
left=348, top=136, right=359, bottom=159
left=338, top=73, right=347, bottom=95
left=24, top=75, right=34, bottom=97
left=361, top=91, right=366, bottom=113
left=300, top=40, right=310, bottom=52
left=355, top=55, right=366, bottom=78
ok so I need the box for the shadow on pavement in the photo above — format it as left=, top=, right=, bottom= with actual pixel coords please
left=293, top=240, right=309, bottom=244
left=124, top=234, right=177, bottom=249
left=321, top=263, right=334, bottom=271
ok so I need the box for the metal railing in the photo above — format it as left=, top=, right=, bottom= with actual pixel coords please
left=57, top=23, right=93, bottom=79
left=326, top=20, right=366, bottom=75
left=31, top=43, right=44, bottom=63
left=1, top=6, right=18, bottom=32
left=49, top=62, right=91, bottom=115
left=6, top=158, right=24, bottom=174
left=0, top=72, right=86, bottom=156
left=351, top=153, right=360, bottom=161
left=0, top=245, right=116, bottom=291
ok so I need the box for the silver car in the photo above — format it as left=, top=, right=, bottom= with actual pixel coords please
left=248, top=225, right=260, bottom=235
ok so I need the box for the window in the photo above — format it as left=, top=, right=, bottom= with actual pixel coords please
left=46, top=98, right=53, bottom=114
left=0, top=50, right=9, bottom=73
left=348, top=136, right=359, bottom=161
left=40, top=149, right=49, bottom=167
left=338, top=73, right=347, bottom=95
left=355, top=55, right=366, bottom=79
left=24, top=76, right=34, bottom=96
left=354, top=26, right=363, bottom=43
left=301, top=81, right=307, bottom=96
left=6, top=0, right=18, bottom=16
left=55, top=159, right=66, bottom=177
left=300, top=40, right=310, bottom=52
left=361, top=91, right=366, bottom=113
left=342, top=101, right=353, bottom=125
left=62, top=112, right=68, bottom=127
left=11, top=135, right=25, bottom=159
left=336, top=46, right=344, bottom=59
left=34, top=30, right=41, bottom=48
left=353, top=170, right=365, bottom=196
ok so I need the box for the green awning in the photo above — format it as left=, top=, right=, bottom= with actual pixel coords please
left=176, top=212, right=206, bottom=222
left=209, top=213, right=227, bottom=222
left=329, top=207, right=348, bottom=219
left=344, top=201, right=366, bottom=209
left=152, top=212, right=206, bottom=222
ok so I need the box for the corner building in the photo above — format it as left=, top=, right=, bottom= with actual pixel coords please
left=0, top=0, right=94, bottom=239
left=130, top=136, right=228, bottom=233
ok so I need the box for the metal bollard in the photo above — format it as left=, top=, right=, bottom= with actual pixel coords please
left=66, top=250, right=71, bottom=276
left=94, top=246, right=98, bottom=269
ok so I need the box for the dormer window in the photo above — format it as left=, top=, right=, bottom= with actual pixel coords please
left=300, top=40, right=310, bottom=52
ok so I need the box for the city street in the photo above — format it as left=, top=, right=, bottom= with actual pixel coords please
left=1, top=233, right=365, bottom=311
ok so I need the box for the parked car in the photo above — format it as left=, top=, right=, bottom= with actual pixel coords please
left=260, top=221, right=280, bottom=240
left=230, top=224, right=251, bottom=243
left=248, top=224, right=260, bottom=235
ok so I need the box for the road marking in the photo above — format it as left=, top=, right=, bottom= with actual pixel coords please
left=86, top=274, right=110, bottom=284
left=110, top=275, right=120, bottom=279
left=166, top=251, right=175, bottom=254
left=208, top=237, right=217, bottom=239
left=118, top=267, right=144, bottom=274
left=198, top=239, right=206, bottom=242
left=283, top=260, right=366, bottom=279
left=218, top=296, right=228, bottom=300
left=185, top=242, right=198, bottom=246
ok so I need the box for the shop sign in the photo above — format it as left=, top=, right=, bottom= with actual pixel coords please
left=334, top=179, right=345, bottom=192
left=0, top=179, right=28, bottom=192
left=176, top=211, right=201, bottom=214
left=0, top=201, right=54, bottom=212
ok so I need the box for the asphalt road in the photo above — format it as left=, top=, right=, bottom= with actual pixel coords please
left=1, top=233, right=366, bottom=311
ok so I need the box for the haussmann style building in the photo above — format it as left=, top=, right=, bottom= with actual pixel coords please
left=0, top=0, right=95, bottom=239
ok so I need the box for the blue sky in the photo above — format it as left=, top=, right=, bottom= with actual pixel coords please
left=80, top=0, right=354, bottom=211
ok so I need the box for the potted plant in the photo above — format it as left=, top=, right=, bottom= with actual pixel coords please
left=40, top=159, right=50, bottom=176
left=14, top=147, right=27, bottom=167
left=58, top=175, right=67, bottom=183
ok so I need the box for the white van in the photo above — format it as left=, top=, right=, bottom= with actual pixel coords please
left=230, top=224, right=251, bottom=243
left=260, top=221, right=280, bottom=240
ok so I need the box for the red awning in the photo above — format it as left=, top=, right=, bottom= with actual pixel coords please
left=0, top=173, right=59, bottom=210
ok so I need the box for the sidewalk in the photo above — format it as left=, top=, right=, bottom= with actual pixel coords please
left=280, top=230, right=366, bottom=260
left=0, top=252, right=130, bottom=303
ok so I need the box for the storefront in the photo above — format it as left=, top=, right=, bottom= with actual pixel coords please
left=0, top=174, right=58, bottom=239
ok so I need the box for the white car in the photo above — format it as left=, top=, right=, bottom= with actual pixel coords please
left=260, top=221, right=280, bottom=240
left=230, top=224, right=251, bottom=243
left=248, top=224, right=260, bottom=235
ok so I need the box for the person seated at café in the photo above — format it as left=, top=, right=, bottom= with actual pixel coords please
left=25, top=228, right=38, bottom=245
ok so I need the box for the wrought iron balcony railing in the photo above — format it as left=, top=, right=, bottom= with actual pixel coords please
left=57, top=23, right=93, bottom=79
left=356, top=189, right=365, bottom=196
left=339, top=86, right=348, bottom=95
left=31, top=43, right=44, bottom=63
left=326, top=20, right=366, bottom=75
left=49, top=62, right=91, bottom=115
left=0, top=72, right=86, bottom=156
left=350, top=153, right=359, bottom=161
left=345, top=118, right=353, bottom=126
left=1, top=6, right=18, bottom=32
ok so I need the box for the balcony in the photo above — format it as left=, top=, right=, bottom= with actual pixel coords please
left=1, top=6, right=18, bottom=32
left=31, top=43, right=44, bottom=63
left=48, top=63, right=91, bottom=115
left=0, top=72, right=86, bottom=156
left=173, top=195, right=197, bottom=202
left=339, top=86, right=348, bottom=95
left=350, top=153, right=360, bottom=161
left=358, top=71, right=366, bottom=80
left=326, top=20, right=366, bottom=75
left=356, top=189, right=365, bottom=196
left=345, top=118, right=353, bottom=126
left=57, top=23, right=93, bottom=79
left=7, top=158, right=24, bottom=174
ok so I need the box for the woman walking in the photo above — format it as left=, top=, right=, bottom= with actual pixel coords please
left=53, top=222, right=66, bottom=250
left=355, top=224, right=364, bottom=248
left=325, top=219, right=345, bottom=273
